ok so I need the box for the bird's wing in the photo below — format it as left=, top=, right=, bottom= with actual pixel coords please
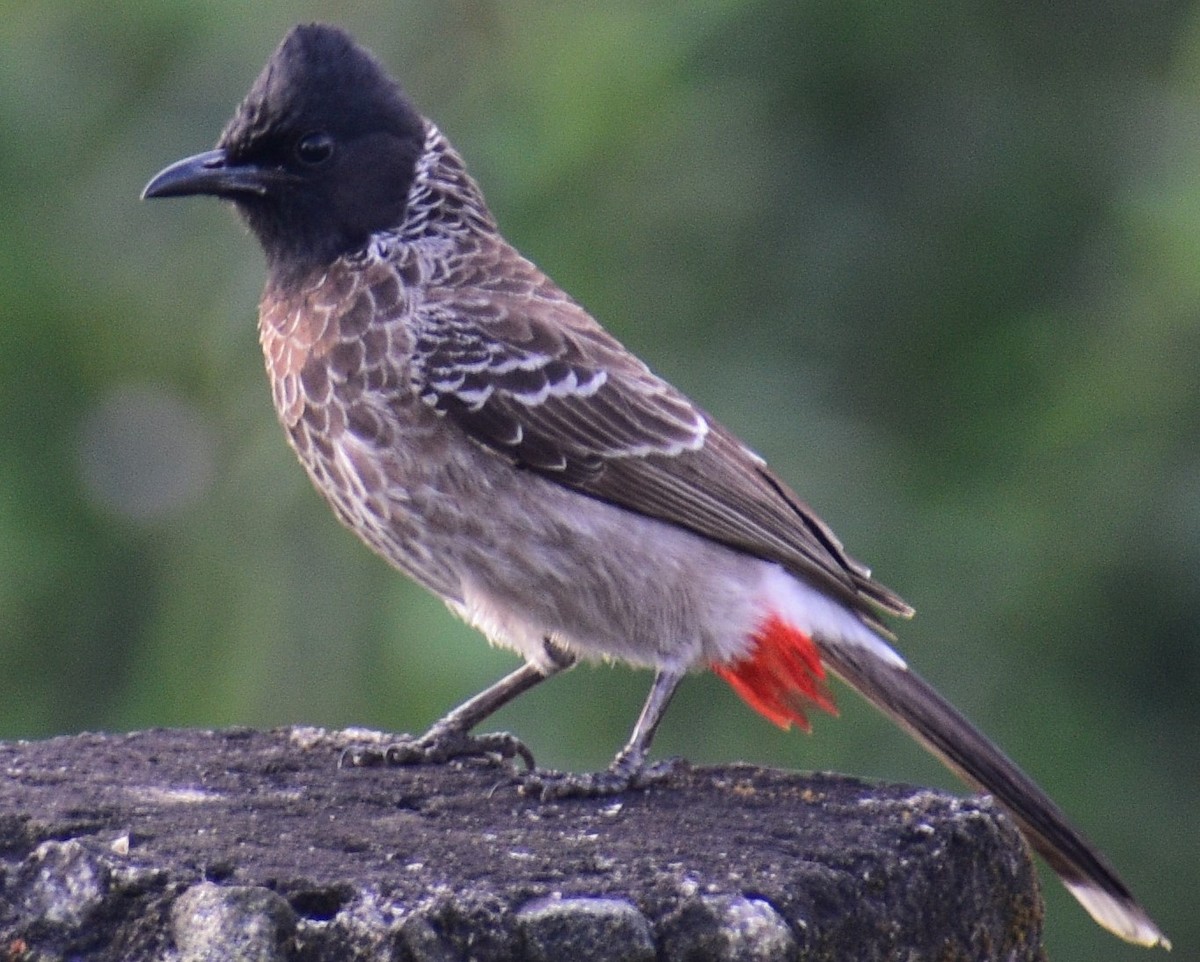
left=409, top=247, right=911, bottom=623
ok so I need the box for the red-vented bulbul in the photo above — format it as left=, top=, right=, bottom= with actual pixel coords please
left=143, top=24, right=1167, bottom=947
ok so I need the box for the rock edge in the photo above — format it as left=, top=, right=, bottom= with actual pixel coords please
left=0, top=726, right=1045, bottom=961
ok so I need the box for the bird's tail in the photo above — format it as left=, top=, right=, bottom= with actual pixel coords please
left=716, top=611, right=1169, bottom=949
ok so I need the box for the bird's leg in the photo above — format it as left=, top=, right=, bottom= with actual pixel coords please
left=522, top=667, right=688, bottom=799
left=342, top=640, right=575, bottom=771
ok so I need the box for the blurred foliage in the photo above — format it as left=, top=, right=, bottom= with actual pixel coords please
left=1, top=1, right=1197, bottom=957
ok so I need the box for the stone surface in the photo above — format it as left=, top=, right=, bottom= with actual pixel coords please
left=0, top=726, right=1046, bottom=960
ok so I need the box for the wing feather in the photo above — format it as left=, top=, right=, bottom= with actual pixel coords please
left=408, top=246, right=910, bottom=622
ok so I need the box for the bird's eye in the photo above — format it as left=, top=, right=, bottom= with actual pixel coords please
left=295, top=132, right=335, bottom=166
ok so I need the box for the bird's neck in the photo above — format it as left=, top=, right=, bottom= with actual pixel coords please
left=394, top=123, right=498, bottom=245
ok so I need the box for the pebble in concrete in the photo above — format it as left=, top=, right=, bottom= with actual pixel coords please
left=661, top=893, right=799, bottom=961
left=518, top=895, right=656, bottom=962
left=172, top=882, right=296, bottom=962
left=21, top=839, right=108, bottom=931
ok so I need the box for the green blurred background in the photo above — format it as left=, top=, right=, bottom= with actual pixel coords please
left=1, top=0, right=1196, bottom=956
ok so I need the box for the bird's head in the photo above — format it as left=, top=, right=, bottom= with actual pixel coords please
left=143, top=24, right=426, bottom=277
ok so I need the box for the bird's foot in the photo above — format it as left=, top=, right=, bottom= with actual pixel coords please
left=339, top=725, right=536, bottom=772
left=519, top=754, right=687, bottom=801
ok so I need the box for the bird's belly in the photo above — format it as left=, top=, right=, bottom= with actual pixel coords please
left=290, top=408, right=769, bottom=670
left=435, top=463, right=772, bottom=671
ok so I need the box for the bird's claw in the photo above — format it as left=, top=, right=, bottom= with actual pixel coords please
left=339, top=728, right=536, bottom=772
left=519, top=756, right=686, bottom=801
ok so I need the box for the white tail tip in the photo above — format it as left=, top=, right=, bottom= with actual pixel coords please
left=1064, top=880, right=1171, bottom=949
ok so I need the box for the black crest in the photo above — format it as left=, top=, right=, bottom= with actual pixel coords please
left=219, top=24, right=427, bottom=274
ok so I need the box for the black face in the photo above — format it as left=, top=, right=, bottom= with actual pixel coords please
left=143, top=24, right=426, bottom=276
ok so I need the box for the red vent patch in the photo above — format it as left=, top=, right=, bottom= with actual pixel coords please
left=714, top=612, right=837, bottom=732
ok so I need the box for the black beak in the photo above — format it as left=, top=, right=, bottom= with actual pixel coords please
left=142, top=148, right=276, bottom=201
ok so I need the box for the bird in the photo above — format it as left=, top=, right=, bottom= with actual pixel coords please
left=143, top=23, right=1167, bottom=948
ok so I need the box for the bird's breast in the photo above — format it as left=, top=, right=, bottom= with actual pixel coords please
left=256, top=254, right=469, bottom=597
left=259, top=256, right=414, bottom=424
